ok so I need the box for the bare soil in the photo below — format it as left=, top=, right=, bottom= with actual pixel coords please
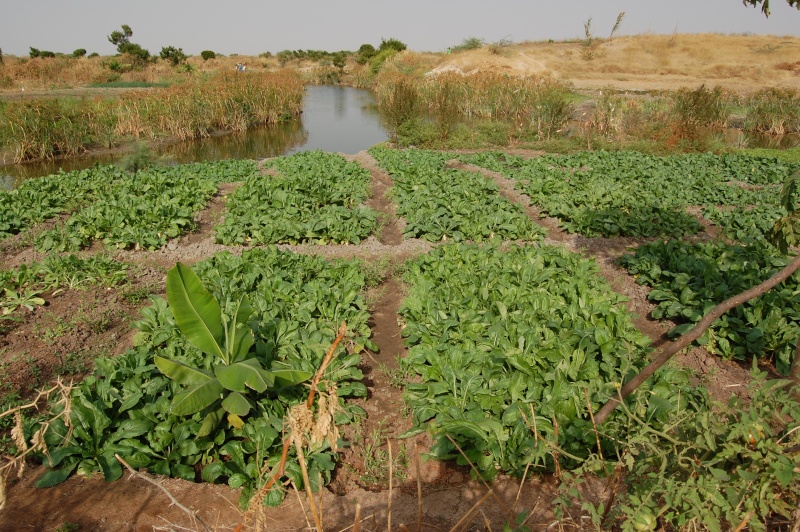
left=0, top=149, right=762, bottom=531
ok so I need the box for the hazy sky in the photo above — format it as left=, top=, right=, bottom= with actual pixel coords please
left=1, top=1, right=798, bottom=57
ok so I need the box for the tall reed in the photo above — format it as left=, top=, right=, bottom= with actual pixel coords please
left=743, top=88, right=800, bottom=135
left=375, top=71, right=572, bottom=142
left=0, top=71, right=304, bottom=162
left=669, top=84, right=729, bottom=140
left=374, top=72, right=419, bottom=141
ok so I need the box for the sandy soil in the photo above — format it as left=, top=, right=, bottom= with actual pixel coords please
left=427, top=34, right=800, bottom=95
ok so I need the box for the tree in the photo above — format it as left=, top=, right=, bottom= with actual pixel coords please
left=160, top=46, right=187, bottom=66
left=200, top=50, right=216, bottom=61
left=108, top=24, right=133, bottom=50
left=378, top=38, right=407, bottom=54
left=72, top=48, right=87, bottom=58
left=355, top=44, right=376, bottom=65
left=107, top=24, right=150, bottom=62
left=743, top=0, right=800, bottom=16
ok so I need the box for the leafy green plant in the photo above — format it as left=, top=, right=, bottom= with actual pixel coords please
left=0, top=289, right=44, bottom=315
left=398, top=243, right=651, bottom=478
left=620, top=238, right=800, bottom=373
left=556, top=364, right=800, bottom=531
left=370, top=147, right=544, bottom=242
left=155, top=262, right=312, bottom=437
left=35, top=163, right=222, bottom=251
left=28, top=247, right=373, bottom=506
left=470, top=150, right=797, bottom=238
left=216, top=151, right=378, bottom=245
left=1, top=254, right=128, bottom=325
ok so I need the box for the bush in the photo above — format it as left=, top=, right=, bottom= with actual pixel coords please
left=744, top=88, right=800, bottom=135
left=378, top=38, right=407, bottom=53
left=451, top=37, right=484, bottom=52
left=277, top=50, right=292, bottom=66
left=670, top=84, right=729, bottom=141
left=200, top=50, right=216, bottom=61
left=72, top=49, right=87, bottom=58
left=29, top=48, right=55, bottom=59
left=556, top=364, right=800, bottom=531
left=332, top=52, right=347, bottom=69
left=160, top=46, right=187, bottom=66
left=356, top=44, right=376, bottom=64
left=369, top=48, right=399, bottom=75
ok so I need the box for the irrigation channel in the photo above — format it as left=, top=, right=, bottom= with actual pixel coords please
left=0, top=84, right=388, bottom=186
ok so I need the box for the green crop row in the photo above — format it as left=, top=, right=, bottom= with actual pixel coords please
left=29, top=160, right=257, bottom=252
left=31, top=248, right=374, bottom=507
left=398, top=243, right=653, bottom=477
left=369, top=147, right=544, bottom=242
left=460, top=150, right=798, bottom=239
left=1, top=254, right=129, bottom=327
left=0, top=166, right=124, bottom=240
left=1, top=159, right=260, bottom=248
left=35, top=168, right=216, bottom=251
left=620, top=239, right=800, bottom=374
left=216, top=151, right=378, bottom=245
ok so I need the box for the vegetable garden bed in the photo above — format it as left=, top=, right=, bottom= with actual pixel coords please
left=0, top=147, right=798, bottom=531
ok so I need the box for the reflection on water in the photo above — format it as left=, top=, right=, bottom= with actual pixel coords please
left=287, top=84, right=386, bottom=156
left=0, top=175, right=15, bottom=191
left=2, top=85, right=388, bottom=186
left=723, top=129, right=800, bottom=150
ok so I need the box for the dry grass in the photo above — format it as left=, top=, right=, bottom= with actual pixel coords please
left=2, top=34, right=798, bottom=96
left=430, top=33, right=800, bottom=95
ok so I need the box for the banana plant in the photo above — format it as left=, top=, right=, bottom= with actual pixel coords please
left=155, top=262, right=311, bottom=437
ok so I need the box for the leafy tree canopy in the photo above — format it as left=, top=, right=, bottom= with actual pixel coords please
left=160, top=46, right=187, bottom=66
left=108, top=24, right=150, bottom=62
left=743, top=0, right=800, bottom=16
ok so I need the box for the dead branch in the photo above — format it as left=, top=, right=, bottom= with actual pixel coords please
left=595, top=251, right=800, bottom=425
left=115, top=454, right=211, bottom=532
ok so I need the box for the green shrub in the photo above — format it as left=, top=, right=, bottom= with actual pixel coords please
left=201, top=50, right=216, bottom=61
left=355, top=44, right=376, bottom=64
left=451, top=37, right=485, bottom=52
left=71, top=49, right=87, bottom=58
left=160, top=46, right=187, bottom=66
left=378, top=38, right=407, bottom=53
left=369, top=48, right=399, bottom=75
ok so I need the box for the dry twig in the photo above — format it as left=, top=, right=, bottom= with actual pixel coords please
left=115, top=453, right=211, bottom=532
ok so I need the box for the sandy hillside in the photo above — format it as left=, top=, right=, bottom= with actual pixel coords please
left=427, top=33, right=800, bottom=93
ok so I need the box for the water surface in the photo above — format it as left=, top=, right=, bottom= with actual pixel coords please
left=1, top=85, right=387, bottom=186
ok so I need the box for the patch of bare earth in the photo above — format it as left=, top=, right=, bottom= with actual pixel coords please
left=0, top=149, right=761, bottom=530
